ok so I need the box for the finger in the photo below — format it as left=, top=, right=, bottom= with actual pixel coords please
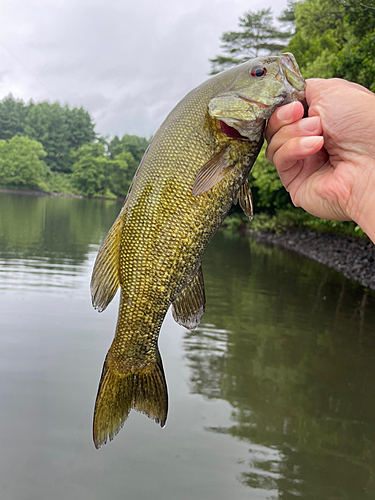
left=283, top=149, right=329, bottom=196
left=265, top=101, right=305, bottom=143
left=273, top=136, right=324, bottom=175
left=265, top=116, right=322, bottom=164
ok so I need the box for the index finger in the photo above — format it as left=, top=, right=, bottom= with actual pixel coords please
left=265, top=101, right=305, bottom=143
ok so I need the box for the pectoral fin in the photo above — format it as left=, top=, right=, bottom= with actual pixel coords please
left=91, top=214, right=123, bottom=312
left=172, top=266, right=206, bottom=329
left=192, top=148, right=232, bottom=196
left=238, top=179, right=254, bottom=221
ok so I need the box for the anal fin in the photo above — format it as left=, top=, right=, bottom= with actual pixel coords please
left=91, top=213, right=123, bottom=312
left=172, top=266, right=206, bottom=329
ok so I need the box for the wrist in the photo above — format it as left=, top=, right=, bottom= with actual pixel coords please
left=350, top=159, right=375, bottom=243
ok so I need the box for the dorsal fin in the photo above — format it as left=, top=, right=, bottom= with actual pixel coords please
left=192, top=148, right=232, bottom=196
left=91, top=214, right=123, bottom=312
left=172, top=266, right=206, bottom=329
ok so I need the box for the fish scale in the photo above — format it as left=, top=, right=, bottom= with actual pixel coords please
left=90, top=52, right=306, bottom=448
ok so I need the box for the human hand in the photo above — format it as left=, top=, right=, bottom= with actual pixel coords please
left=265, top=78, right=375, bottom=239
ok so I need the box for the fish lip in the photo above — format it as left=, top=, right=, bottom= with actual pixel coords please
left=236, top=94, right=270, bottom=109
left=280, top=53, right=306, bottom=92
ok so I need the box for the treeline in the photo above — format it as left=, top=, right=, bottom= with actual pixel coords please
left=211, top=0, right=374, bottom=234
left=0, top=95, right=150, bottom=198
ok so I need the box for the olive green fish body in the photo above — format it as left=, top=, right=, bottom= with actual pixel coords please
left=91, top=53, right=306, bottom=447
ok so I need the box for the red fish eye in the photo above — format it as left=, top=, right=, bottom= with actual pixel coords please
left=250, top=66, right=267, bottom=78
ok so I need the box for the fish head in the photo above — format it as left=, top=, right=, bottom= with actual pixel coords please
left=208, top=53, right=306, bottom=141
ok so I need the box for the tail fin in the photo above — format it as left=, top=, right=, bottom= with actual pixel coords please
left=93, top=349, right=168, bottom=448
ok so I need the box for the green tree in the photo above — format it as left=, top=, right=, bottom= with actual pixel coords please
left=333, top=0, right=375, bottom=90
left=341, top=0, right=375, bottom=37
left=24, top=101, right=96, bottom=173
left=24, top=102, right=70, bottom=173
left=335, top=28, right=375, bottom=91
left=286, top=0, right=347, bottom=78
left=0, top=95, right=27, bottom=140
left=278, top=0, right=297, bottom=28
left=108, top=133, right=150, bottom=164
left=64, top=105, right=96, bottom=151
left=0, top=136, right=48, bottom=190
left=210, top=8, right=291, bottom=74
left=71, top=143, right=111, bottom=197
left=108, top=151, right=137, bottom=197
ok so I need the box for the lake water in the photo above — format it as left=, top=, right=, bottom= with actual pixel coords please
left=1, top=192, right=375, bottom=500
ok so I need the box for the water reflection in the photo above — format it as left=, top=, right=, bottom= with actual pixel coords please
left=0, top=193, right=119, bottom=290
left=1, top=192, right=375, bottom=499
left=186, top=232, right=375, bottom=498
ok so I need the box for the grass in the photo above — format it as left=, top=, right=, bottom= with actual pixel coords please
left=222, top=206, right=366, bottom=238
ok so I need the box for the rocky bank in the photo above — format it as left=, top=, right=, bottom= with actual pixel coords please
left=249, top=228, right=375, bottom=291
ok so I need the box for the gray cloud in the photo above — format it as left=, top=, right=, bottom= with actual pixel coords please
left=0, top=0, right=286, bottom=137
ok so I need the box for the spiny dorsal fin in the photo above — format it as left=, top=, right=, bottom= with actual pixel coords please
left=192, top=148, right=232, bottom=196
left=172, top=266, right=206, bottom=329
left=91, top=213, right=123, bottom=312
left=239, top=179, right=254, bottom=221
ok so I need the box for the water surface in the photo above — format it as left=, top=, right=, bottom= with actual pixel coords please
left=1, top=192, right=375, bottom=500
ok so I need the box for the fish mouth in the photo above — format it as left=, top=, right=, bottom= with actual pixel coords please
left=237, top=95, right=270, bottom=109
left=217, top=95, right=272, bottom=140
left=219, top=120, right=248, bottom=139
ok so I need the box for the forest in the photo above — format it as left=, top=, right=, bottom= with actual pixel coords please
left=0, top=0, right=374, bottom=233
left=0, top=96, right=150, bottom=199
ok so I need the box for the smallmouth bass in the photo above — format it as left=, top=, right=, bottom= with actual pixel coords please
left=91, top=53, right=305, bottom=448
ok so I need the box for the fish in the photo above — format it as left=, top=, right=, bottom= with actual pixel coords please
left=91, top=52, right=305, bottom=448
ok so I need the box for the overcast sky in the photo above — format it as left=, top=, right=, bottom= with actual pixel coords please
left=0, top=0, right=287, bottom=138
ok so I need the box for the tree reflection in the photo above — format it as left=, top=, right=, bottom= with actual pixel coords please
left=0, top=193, right=119, bottom=265
left=184, top=231, right=375, bottom=498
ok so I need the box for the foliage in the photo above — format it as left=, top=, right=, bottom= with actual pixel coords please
left=249, top=208, right=365, bottom=237
left=341, top=0, right=375, bottom=37
left=64, top=105, right=96, bottom=152
left=25, top=102, right=70, bottom=173
left=287, top=0, right=347, bottom=78
left=0, top=95, right=149, bottom=197
left=335, top=27, right=375, bottom=92
left=47, top=171, right=80, bottom=196
left=210, top=8, right=292, bottom=74
left=286, top=0, right=375, bottom=88
left=250, top=146, right=291, bottom=210
left=0, top=95, right=27, bottom=140
left=71, top=143, right=110, bottom=197
left=109, top=151, right=137, bottom=197
left=108, top=134, right=150, bottom=165
left=0, top=136, right=49, bottom=190
left=70, top=140, right=145, bottom=198
left=0, top=95, right=96, bottom=174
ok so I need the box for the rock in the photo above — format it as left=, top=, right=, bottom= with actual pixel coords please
left=249, top=228, right=375, bottom=290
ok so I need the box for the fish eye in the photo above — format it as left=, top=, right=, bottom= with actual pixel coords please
left=250, top=66, right=267, bottom=78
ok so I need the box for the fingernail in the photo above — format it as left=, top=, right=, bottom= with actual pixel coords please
left=299, top=116, right=320, bottom=132
left=300, top=136, right=323, bottom=149
left=277, top=104, right=293, bottom=122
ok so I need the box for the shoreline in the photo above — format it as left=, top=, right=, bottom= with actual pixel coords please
left=2, top=188, right=374, bottom=290
left=0, top=188, right=123, bottom=202
left=248, top=228, right=375, bottom=291
left=0, top=188, right=83, bottom=199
